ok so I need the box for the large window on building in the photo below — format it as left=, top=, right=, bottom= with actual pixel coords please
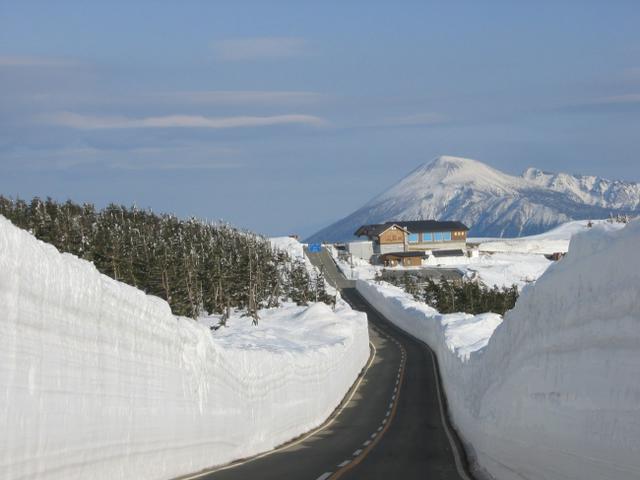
left=434, top=232, right=443, bottom=242
left=422, top=232, right=433, bottom=242
left=408, top=233, right=419, bottom=243
left=443, top=231, right=452, bottom=241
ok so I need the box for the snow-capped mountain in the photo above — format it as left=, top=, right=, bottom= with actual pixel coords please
left=308, top=156, right=640, bottom=241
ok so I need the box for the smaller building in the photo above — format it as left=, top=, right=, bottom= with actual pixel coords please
left=347, top=240, right=374, bottom=262
left=379, top=251, right=427, bottom=267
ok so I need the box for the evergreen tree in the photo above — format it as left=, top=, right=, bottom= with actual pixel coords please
left=0, top=195, right=325, bottom=319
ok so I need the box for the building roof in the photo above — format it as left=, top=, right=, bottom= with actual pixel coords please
left=355, top=220, right=469, bottom=237
left=380, top=251, right=428, bottom=259
left=354, top=223, right=409, bottom=237
left=388, top=220, right=469, bottom=233
left=431, top=249, right=466, bottom=258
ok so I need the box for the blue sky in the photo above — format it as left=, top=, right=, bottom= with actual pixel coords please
left=1, top=1, right=639, bottom=236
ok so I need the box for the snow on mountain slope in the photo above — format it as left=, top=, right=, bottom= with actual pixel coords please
left=477, top=219, right=627, bottom=254
left=357, top=220, right=640, bottom=480
left=0, top=216, right=369, bottom=480
left=307, top=155, right=640, bottom=241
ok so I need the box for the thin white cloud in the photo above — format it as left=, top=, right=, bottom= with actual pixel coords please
left=0, top=55, right=77, bottom=67
left=211, top=37, right=306, bottom=61
left=40, top=112, right=327, bottom=129
left=152, top=90, right=324, bottom=105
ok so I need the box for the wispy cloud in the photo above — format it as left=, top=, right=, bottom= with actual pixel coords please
left=40, top=112, right=327, bottom=129
left=0, top=55, right=77, bottom=67
left=211, top=37, right=306, bottom=61
left=152, top=90, right=324, bottom=105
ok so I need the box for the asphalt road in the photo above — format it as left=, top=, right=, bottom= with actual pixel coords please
left=181, top=249, right=472, bottom=480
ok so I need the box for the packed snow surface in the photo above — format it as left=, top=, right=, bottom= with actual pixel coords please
left=358, top=220, right=640, bottom=480
left=0, top=216, right=369, bottom=480
left=307, top=155, right=640, bottom=242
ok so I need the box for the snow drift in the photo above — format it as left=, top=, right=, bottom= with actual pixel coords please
left=357, top=220, right=640, bottom=480
left=0, top=216, right=369, bottom=480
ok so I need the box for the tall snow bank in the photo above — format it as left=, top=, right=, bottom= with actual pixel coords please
left=358, top=221, right=640, bottom=480
left=0, top=216, right=369, bottom=480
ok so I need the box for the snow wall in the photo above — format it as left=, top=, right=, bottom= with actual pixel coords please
left=357, top=220, right=640, bottom=480
left=0, top=216, right=370, bottom=480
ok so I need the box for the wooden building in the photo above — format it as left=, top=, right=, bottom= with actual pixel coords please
left=379, top=251, right=427, bottom=267
left=355, top=220, right=469, bottom=257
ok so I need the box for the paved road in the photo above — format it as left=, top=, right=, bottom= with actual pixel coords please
left=183, top=248, right=472, bottom=480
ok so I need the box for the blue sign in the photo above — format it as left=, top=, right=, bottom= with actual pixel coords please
left=308, top=243, right=322, bottom=253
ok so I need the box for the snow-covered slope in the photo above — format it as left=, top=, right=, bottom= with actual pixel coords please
left=476, top=219, right=627, bottom=254
left=308, top=155, right=640, bottom=241
left=357, top=220, right=640, bottom=480
left=0, top=216, right=369, bottom=480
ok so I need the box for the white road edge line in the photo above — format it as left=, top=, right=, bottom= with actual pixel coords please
left=353, top=449, right=363, bottom=456
left=179, top=340, right=378, bottom=480
left=316, top=473, right=333, bottom=480
left=337, top=460, right=351, bottom=467
left=363, top=440, right=371, bottom=446
left=429, top=348, right=473, bottom=480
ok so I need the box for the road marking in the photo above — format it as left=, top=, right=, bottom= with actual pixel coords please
left=385, top=410, right=390, bottom=417
left=316, top=473, right=333, bottom=480
left=363, top=440, right=371, bottom=446
left=331, top=321, right=407, bottom=480
left=353, top=449, right=363, bottom=456
left=337, top=460, right=351, bottom=467
left=388, top=402, right=393, bottom=408
left=429, top=348, right=473, bottom=480
left=179, top=340, right=378, bottom=480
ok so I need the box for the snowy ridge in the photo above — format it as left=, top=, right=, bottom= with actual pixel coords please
left=357, top=220, right=640, bottom=480
left=308, top=155, right=640, bottom=241
left=0, top=216, right=369, bottom=480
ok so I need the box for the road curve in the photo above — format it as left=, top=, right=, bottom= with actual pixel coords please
left=181, top=249, right=473, bottom=480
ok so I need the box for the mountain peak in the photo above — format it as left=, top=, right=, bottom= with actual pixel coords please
left=425, top=155, right=486, bottom=172
left=405, top=155, right=523, bottom=193
left=306, top=155, right=640, bottom=242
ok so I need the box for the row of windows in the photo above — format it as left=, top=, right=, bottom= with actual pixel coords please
left=408, top=231, right=455, bottom=243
